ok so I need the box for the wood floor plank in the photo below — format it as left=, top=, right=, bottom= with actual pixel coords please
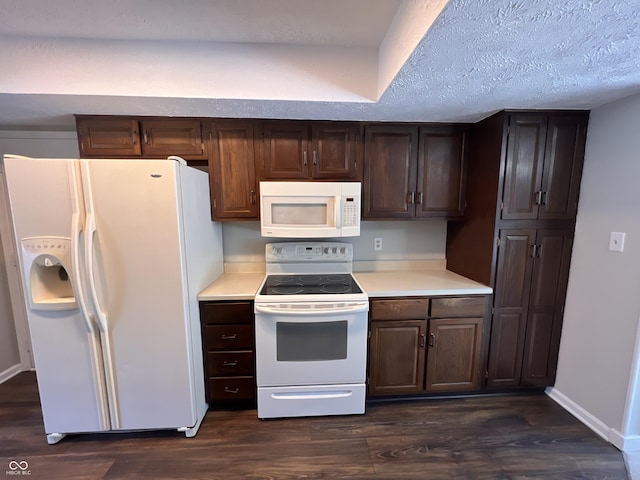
left=0, top=373, right=628, bottom=479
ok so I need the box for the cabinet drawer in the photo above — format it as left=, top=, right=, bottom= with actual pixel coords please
left=371, top=299, right=430, bottom=320
left=205, top=325, right=253, bottom=350
left=208, top=376, right=255, bottom=401
left=207, top=351, right=254, bottom=376
left=431, top=296, right=487, bottom=318
left=201, top=302, right=253, bottom=325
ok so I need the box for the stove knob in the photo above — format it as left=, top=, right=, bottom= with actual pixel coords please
left=332, top=247, right=338, bottom=254
left=324, top=247, right=329, bottom=254
left=340, top=247, right=346, bottom=254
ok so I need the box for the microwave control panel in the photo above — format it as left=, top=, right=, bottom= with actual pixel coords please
left=342, top=197, right=359, bottom=227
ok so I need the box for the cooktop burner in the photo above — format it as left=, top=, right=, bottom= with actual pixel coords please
left=259, top=274, right=363, bottom=296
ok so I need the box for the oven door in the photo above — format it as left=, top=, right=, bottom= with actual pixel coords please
left=254, top=302, right=368, bottom=387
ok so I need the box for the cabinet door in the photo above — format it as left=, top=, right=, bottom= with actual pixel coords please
left=209, top=121, right=258, bottom=219
left=487, top=229, right=535, bottom=387
left=416, top=126, right=467, bottom=218
left=140, top=119, right=206, bottom=159
left=538, top=114, right=588, bottom=220
left=501, top=115, right=547, bottom=220
left=368, top=320, right=426, bottom=395
left=77, top=117, right=142, bottom=157
left=521, top=229, right=573, bottom=386
left=425, top=317, right=483, bottom=392
left=363, top=126, right=418, bottom=218
left=261, top=122, right=310, bottom=179
left=311, top=123, right=360, bottom=179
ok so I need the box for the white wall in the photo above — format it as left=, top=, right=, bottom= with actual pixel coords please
left=0, top=130, right=79, bottom=380
left=222, top=220, right=447, bottom=266
left=550, top=92, right=640, bottom=450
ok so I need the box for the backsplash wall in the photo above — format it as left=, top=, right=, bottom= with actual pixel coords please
left=222, top=220, right=447, bottom=264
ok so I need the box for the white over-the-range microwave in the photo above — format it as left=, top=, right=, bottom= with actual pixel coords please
left=260, top=181, right=361, bottom=238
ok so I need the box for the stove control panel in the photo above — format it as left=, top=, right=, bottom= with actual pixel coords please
left=266, top=242, right=353, bottom=262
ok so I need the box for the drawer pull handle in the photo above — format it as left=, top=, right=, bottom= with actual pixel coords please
left=224, top=387, right=240, bottom=394
left=221, top=334, right=237, bottom=340
left=223, top=361, right=238, bottom=366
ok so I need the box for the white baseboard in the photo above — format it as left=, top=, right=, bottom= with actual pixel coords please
left=0, top=364, right=23, bottom=384
left=545, top=386, right=640, bottom=452
left=611, top=429, right=640, bottom=452
left=545, top=387, right=612, bottom=443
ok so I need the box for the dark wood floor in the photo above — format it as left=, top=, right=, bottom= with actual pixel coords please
left=0, top=372, right=628, bottom=479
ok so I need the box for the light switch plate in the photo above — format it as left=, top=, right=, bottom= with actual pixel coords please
left=609, top=232, right=626, bottom=252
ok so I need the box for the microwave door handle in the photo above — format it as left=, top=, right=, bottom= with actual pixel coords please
left=336, top=196, right=342, bottom=228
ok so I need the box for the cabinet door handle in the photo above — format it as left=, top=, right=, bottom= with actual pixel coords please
left=536, top=244, right=543, bottom=258
left=429, top=333, right=436, bottom=347
left=224, top=387, right=240, bottom=394
left=420, top=333, right=426, bottom=348
left=534, top=190, right=542, bottom=205
left=250, top=190, right=256, bottom=205
left=221, top=334, right=237, bottom=340
left=132, top=131, right=137, bottom=145
left=223, top=360, right=238, bottom=367
left=143, top=130, right=149, bottom=144
left=407, top=191, right=415, bottom=204
left=312, top=150, right=318, bottom=165
left=417, top=192, right=423, bottom=205
left=303, top=151, right=308, bottom=166
left=530, top=244, right=538, bottom=258
left=540, top=191, right=548, bottom=205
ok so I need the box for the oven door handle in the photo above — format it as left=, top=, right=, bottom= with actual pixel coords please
left=255, top=302, right=369, bottom=316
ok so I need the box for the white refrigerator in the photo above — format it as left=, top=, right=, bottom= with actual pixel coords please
left=1, top=154, right=223, bottom=444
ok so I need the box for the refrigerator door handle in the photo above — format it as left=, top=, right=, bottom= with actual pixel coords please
left=68, top=162, right=95, bottom=334
left=69, top=161, right=112, bottom=430
left=81, top=161, right=121, bottom=429
left=84, top=213, right=108, bottom=333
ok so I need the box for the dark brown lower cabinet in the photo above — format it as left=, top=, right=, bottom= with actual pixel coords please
left=487, top=228, right=573, bottom=388
left=425, top=317, right=483, bottom=392
left=369, top=320, right=427, bottom=395
left=199, top=301, right=256, bottom=406
left=368, top=296, right=487, bottom=397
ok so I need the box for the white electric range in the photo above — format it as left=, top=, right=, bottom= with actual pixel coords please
left=254, top=242, right=368, bottom=419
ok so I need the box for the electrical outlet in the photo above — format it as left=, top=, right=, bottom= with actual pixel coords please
left=374, top=237, right=383, bottom=251
left=609, top=232, right=626, bottom=252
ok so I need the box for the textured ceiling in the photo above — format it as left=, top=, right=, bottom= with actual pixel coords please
left=0, top=0, right=639, bottom=128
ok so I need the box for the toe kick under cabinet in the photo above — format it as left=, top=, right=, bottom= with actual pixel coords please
left=367, top=296, right=488, bottom=397
left=199, top=301, right=256, bottom=407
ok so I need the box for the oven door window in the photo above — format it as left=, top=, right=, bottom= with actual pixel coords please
left=276, top=321, right=347, bottom=361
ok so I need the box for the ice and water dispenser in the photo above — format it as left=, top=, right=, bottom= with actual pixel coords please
left=21, top=237, right=77, bottom=310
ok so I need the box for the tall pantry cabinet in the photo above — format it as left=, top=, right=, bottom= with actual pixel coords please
left=446, top=110, right=588, bottom=389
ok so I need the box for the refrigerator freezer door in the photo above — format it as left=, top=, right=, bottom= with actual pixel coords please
left=2, top=156, right=110, bottom=435
left=81, top=159, right=197, bottom=430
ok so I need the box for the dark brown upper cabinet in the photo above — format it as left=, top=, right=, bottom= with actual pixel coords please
left=139, top=119, right=206, bottom=160
left=258, top=121, right=361, bottom=180
left=363, top=124, right=467, bottom=219
left=76, top=117, right=142, bottom=157
left=208, top=121, right=259, bottom=220
left=76, top=116, right=207, bottom=162
left=502, top=113, right=587, bottom=220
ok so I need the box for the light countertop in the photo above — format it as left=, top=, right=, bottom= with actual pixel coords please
left=198, top=273, right=264, bottom=301
left=198, top=269, right=491, bottom=301
left=353, top=270, right=492, bottom=297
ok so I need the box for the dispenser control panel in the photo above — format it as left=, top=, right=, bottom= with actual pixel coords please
left=22, top=237, right=71, bottom=256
